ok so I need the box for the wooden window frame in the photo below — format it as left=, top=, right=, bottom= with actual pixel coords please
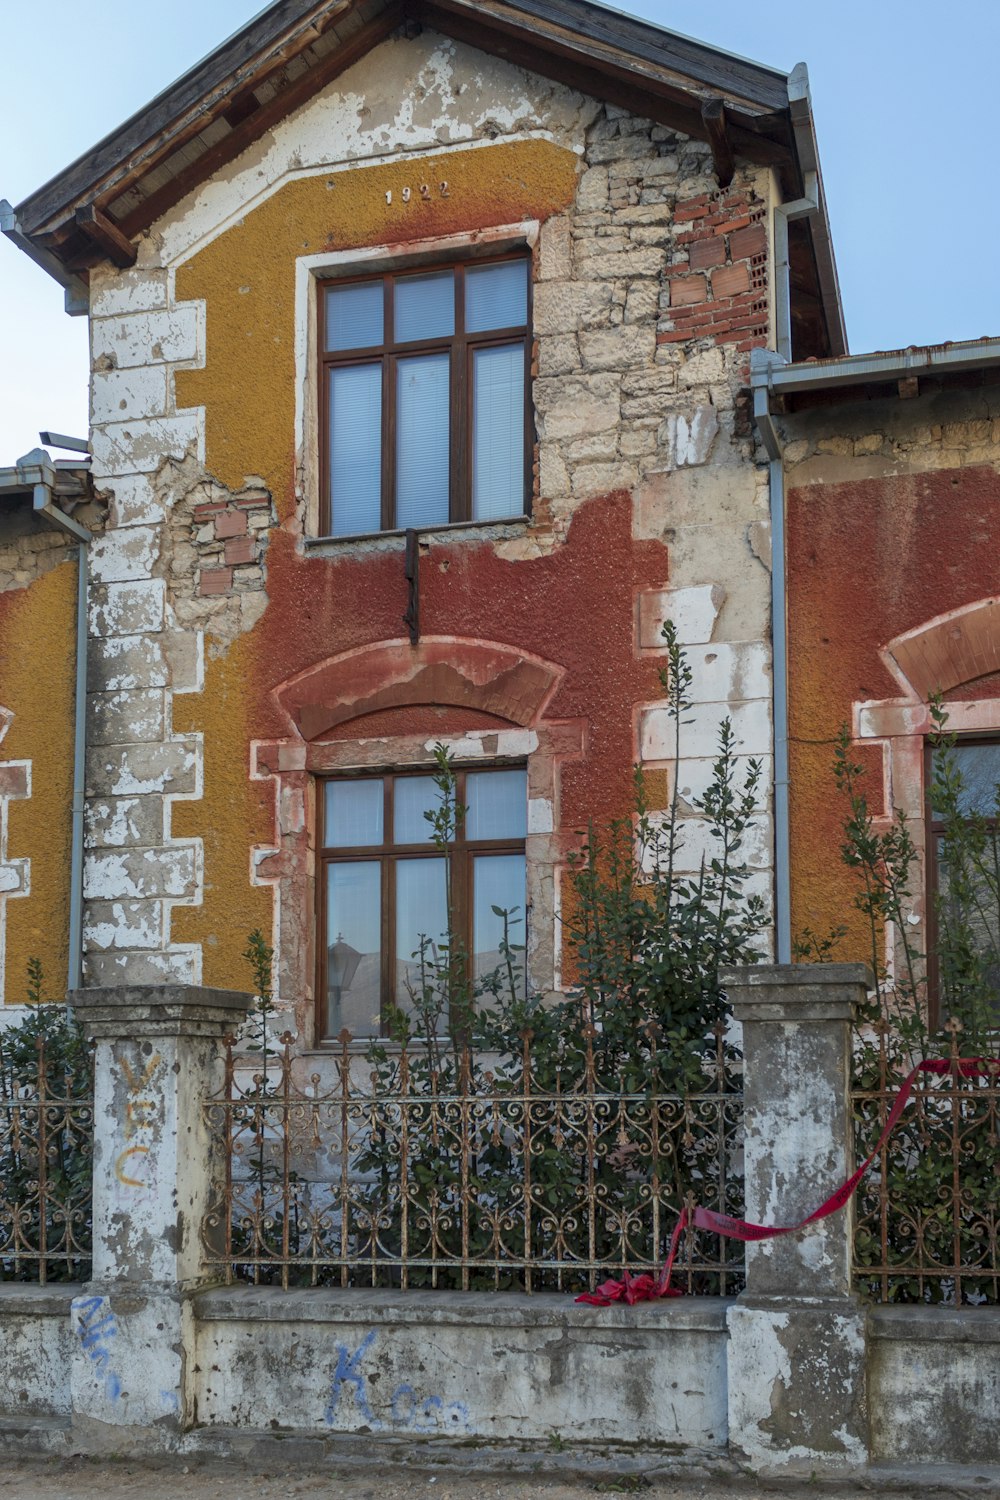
left=925, top=733, right=1000, bottom=1026
left=317, top=765, right=527, bottom=1040
left=318, top=251, right=533, bottom=538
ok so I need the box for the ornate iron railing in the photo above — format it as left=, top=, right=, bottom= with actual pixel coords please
left=203, top=1027, right=745, bottom=1294
left=0, top=1035, right=94, bottom=1283
left=853, top=1021, right=1000, bottom=1304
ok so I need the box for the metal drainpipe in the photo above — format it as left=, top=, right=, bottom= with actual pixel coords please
left=752, top=173, right=822, bottom=963
left=25, top=462, right=91, bottom=994
left=750, top=355, right=791, bottom=964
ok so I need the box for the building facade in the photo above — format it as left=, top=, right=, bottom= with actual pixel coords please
left=14, top=0, right=987, bottom=1034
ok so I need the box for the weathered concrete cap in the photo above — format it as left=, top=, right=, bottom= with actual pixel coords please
left=719, top=962, right=874, bottom=1022
left=68, top=983, right=255, bottom=1039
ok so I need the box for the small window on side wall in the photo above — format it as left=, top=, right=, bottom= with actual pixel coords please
left=319, top=255, right=531, bottom=538
left=319, top=766, right=528, bottom=1040
left=926, top=735, right=1000, bottom=1025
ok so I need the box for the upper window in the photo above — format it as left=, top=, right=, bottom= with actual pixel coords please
left=926, top=736, right=1000, bottom=1022
left=319, top=766, right=528, bottom=1040
left=320, top=255, right=531, bottom=538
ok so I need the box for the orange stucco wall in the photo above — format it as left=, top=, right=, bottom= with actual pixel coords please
left=169, top=136, right=672, bottom=992
left=0, top=561, right=77, bottom=1001
left=787, top=463, right=1000, bottom=957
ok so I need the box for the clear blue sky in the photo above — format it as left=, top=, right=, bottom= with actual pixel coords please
left=1, top=0, right=997, bottom=459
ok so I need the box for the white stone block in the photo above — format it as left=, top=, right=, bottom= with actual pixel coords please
left=88, top=527, right=160, bottom=585
left=86, top=740, right=198, bottom=799
left=687, top=642, right=771, bottom=704
left=527, top=797, right=554, bottom=834
left=641, top=811, right=772, bottom=876
left=84, top=900, right=165, bottom=951
left=639, top=584, right=724, bottom=648
left=0, top=860, right=27, bottom=895
left=91, top=366, right=169, bottom=424
left=89, top=270, right=169, bottom=319
left=89, top=689, right=165, bottom=746
left=669, top=754, right=773, bottom=811
left=83, top=844, right=198, bottom=902
left=105, top=474, right=166, bottom=528
left=641, top=696, right=771, bottom=762
left=91, top=306, right=199, bottom=369
left=90, top=579, right=165, bottom=637
left=84, top=946, right=199, bottom=988
left=90, top=411, right=200, bottom=477
left=89, top=635, right=169, bottom=692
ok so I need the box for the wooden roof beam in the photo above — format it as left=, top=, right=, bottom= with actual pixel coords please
left=701, top=97, right=734, bottom=189
left=74, top=204, right=137, bottom=267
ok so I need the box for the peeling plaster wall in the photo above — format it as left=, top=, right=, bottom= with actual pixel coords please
left=781, top=384, right=1000, bottom=965
left=83, top=27, right=777, bottom=1010
left=194, top=1289, right=729, bottom=1449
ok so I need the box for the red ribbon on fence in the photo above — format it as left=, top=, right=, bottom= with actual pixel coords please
left=576, top=1055, right=999, bottom=1307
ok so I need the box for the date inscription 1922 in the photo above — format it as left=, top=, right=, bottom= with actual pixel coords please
left=385, top=182, right=450, bottom=205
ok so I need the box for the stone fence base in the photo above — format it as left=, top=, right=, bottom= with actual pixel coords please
left=2, top=1283, right=1000, bottom=1478
left=0, top=966, right=990, bottom=1477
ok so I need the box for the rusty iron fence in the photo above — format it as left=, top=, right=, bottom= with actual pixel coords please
left=202, top=1027, right=745, bottom=1294
left=0, top=1035, right=94, bottom=1283
left=853, top=1021, right=1000, bottom=1304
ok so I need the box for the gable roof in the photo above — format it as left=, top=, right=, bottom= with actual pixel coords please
left=1, top=0, right=845, bottom=356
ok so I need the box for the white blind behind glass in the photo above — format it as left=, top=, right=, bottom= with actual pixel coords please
left=466, top=261, right=527, bottom=333
left=329, top=363, right=382, bottom=535
left=395, top=271, right=455, bottom=343
left=472, top=344, right=524, bottom=520
left=396, top=353, right=450, bottom=528
left=325, top=282, right=384, bottom=351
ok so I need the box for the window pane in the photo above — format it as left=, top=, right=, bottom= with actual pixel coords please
left=395, top=857, right=448, bottom=1012
left=472, top=344, right=525, bottom=521
left=325, top=780, right=384, bottom=848
left=465, top=260, right=527, bottom=333
left=325, top=281, right=383, bottom=351
left=472, top=853, right=526, bottom=992
left=325, top=862, right=382, bottom=1037
left=466, top=769, right=527, bottom=840
left=394, top=271, right=454, bottom=343
left=396, top=353, right=450, bottom=528
left=329, top=364, right=381, bottom=535
left=933, top=742, right=1000, bottom=818
left=935, top=832, right=1000, bottom=1016
left=394, top=775, right=446, bottom=844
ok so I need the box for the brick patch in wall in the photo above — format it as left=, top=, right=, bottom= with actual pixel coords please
left=199, top=566, right=233, bottom=596
left=188, top=485, right=273, bottom=598
left=658, top=187, right=769, bottom=356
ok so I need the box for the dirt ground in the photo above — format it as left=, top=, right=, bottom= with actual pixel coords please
left=0, top=1458, right=947, bottom=1500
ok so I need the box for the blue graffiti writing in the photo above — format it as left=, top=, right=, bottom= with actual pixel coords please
left=390, top=1383, right=470, bottom=1434
left=325, top=1330, right=378, bottom=1426
left=73, top=1295, right=122, bottom=1401
left=325, top=1330, right=471, bottom=1434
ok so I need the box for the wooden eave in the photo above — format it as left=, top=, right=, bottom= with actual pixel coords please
left=7, top=0, right=840, bottom=352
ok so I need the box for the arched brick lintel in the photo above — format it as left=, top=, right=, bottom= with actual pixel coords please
left=275, top=637, right=565, bottom=741
left=886, top=597, right=1000, bottom=700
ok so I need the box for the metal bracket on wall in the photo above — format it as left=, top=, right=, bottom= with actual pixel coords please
left=403, top=528, right=420, bottom=645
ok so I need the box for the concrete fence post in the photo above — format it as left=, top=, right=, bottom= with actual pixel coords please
left=68, top=984, right=254, bottom=1451
left=719, top=963, right=873, bottom=1473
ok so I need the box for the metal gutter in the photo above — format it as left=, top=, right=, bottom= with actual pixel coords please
left=786, top=64, right=846, bottom=358
left=755, top=336, right=1000, bottom=396
left=1, top=451, right=92, bottom=994
left=0, top=201, right=88, bottom=317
